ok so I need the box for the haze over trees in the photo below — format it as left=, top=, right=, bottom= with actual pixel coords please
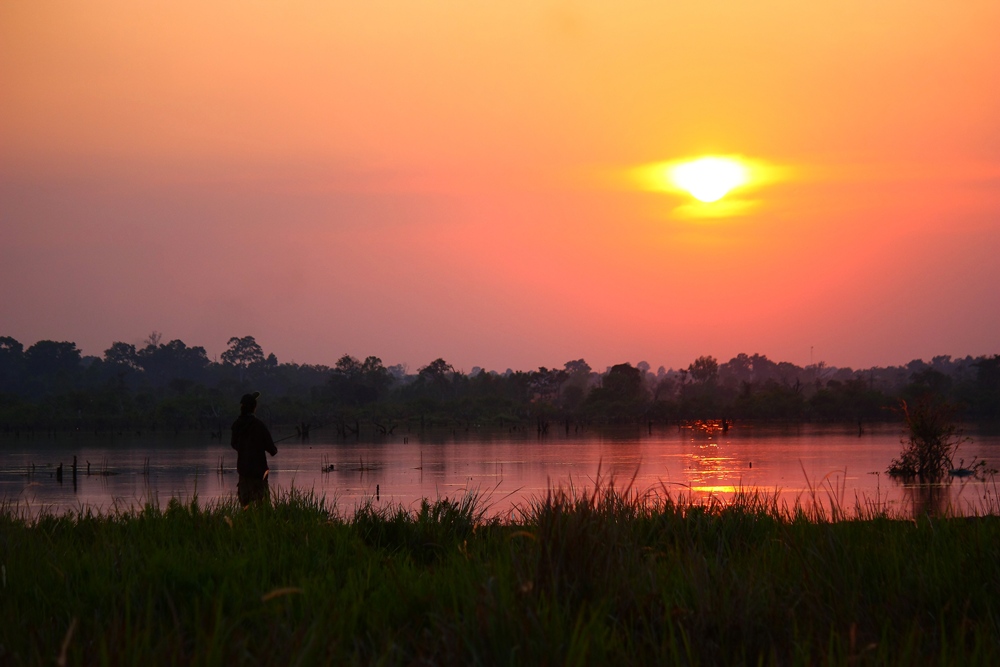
left=0, top=333, right=997, bottom=435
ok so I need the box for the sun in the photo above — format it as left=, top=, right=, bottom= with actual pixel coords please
left=627, top=154, right=786, bottom=219
left=669, top=157, right=749, bottom=202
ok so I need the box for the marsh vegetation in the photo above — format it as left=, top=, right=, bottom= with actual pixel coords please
left=887, top=398, right=993, bottom=482
left=3, top=484, right=1000, bottom=665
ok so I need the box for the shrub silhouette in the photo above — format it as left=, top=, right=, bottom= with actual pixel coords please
left=887, top=398, right=965, bottom=481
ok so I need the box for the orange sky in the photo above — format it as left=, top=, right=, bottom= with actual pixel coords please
left=2, top=1, right=999, bottom=372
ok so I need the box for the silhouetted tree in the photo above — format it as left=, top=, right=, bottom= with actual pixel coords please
left=743, top=380, right=805, bottom=420
left=138, top=339, right=211, bottom=387
left=390, top=358, right=456, bottom=407
left=652, top=375, right=677, bottom=402
left=808, top=375, right=889, bottom=422
left=688, top=356, right=719, bottom=383
left=221, top=336, right=265, bottom=383
left=0, top=328, right=995, bottom=430
left=25, top=340, right=80, bottom=376
left=104, top=342, right=140, bottom=370
left=971, top=355, right=1000, bottom=418
left=902, top=368, right=953, bottom=403
left=603, top=364, right=644, bottom=398
left=719, top=353, right=753, bottom=387
left=563, top=359, right=591, bottom=377
left=0, top=336, right=25, bottom=392
left=528, top=367, right=567, bottom=402
left=558, top=359, right=593, bottom=410
left=328, top=354, right=393, bottom=406
left=583, top=363, right=648, bottom=419
left=23, top=340, right=82, bottom=395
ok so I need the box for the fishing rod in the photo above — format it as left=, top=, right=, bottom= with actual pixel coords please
left=271, top=422, right=329, bottom=444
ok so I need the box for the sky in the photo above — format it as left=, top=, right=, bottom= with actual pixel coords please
left=2, top=1, right=999, bottom=373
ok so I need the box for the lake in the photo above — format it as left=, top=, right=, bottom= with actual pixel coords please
left=3, top=422, right=999, bottom=519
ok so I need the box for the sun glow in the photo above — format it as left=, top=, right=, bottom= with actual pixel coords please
left=670, top=157, right=749, bottom=202
left=629, top=154, right=787, bottom=218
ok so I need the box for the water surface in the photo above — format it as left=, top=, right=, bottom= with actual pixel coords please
left=3, top=423, right=998, bottom=519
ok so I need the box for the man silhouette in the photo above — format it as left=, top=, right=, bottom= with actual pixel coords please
left=230, top=391, right=277, bottom=507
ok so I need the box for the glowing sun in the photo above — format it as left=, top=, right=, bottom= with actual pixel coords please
left=628, top=154, right=786, bottom=219
left=670, top=157, right=749, bottom=202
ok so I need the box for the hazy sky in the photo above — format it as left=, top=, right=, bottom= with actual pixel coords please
left=3, top=1, right=999, bottom=372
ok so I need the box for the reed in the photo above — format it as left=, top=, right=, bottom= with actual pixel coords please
left=1, top=485, right=998, bottom=665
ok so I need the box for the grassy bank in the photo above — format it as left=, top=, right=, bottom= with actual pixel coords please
left=2, top=486, right=999, bottom=666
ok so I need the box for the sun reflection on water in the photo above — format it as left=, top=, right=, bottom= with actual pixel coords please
left=673, top=439, right=748, bottom=502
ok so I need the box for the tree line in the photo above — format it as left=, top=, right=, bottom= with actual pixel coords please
left=0, top=333, right=997, bottom=436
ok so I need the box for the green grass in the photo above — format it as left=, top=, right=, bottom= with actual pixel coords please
left=2, top=484, right=999, bottom=666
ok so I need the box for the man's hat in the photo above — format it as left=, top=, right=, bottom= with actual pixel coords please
left=240, top=391, right=261, bottom=405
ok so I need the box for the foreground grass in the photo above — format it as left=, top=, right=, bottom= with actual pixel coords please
left=2, top=486, right=999, bottom=666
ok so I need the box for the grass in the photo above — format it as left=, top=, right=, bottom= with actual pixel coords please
left=2, top=484, right=1000, bottom=665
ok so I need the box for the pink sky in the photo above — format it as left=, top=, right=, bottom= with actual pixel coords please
left=2, top=2, right=999, bottom=372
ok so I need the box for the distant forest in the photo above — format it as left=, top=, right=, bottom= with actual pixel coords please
left=1, top=333, right=997, bottom=436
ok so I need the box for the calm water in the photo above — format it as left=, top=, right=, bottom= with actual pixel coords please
left=3, top=423, right=999, bottom=519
